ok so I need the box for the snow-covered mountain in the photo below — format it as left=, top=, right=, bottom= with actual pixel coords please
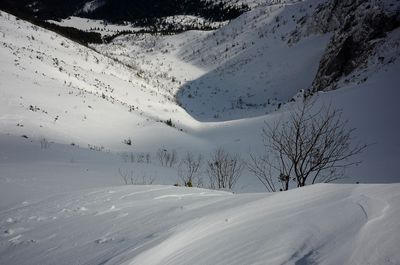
left=95, top=0, right=400, bottom=122
left=1, top=0, right=399, bottom=186
left=1, top=0, right=399, bottom=183
left=0, top=0, right=400, bottom=263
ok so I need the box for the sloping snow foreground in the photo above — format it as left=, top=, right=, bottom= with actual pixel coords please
left=0, top=183, right=399, bottom=265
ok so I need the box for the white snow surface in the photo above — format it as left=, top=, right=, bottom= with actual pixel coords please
left=0, top=183, right=399, bottom=265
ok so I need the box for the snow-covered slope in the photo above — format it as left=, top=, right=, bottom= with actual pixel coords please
left=97, top=0, right=334, bottom=121
left=1, top=183, right=399, bottom=265
left=0, top=10, right=202, bottom=152
left=98, top=0, right=400, bottom=122
left=1, top=1, right=400, bottom=264
left=1, top=0, right=400, bottom=192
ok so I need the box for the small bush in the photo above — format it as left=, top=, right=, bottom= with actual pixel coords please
left=164, top=118, right=174, bottom=127
left=40, top=137, right=51, bottom=149
left=157, top=148, right=178, bottom=167
left=123, top=138, right=132, bottom=146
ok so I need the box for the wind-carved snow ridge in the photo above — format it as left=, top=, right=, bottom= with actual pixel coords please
left=1, top=184, right=399, bottom=265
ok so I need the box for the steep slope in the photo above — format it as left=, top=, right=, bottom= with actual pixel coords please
left=175, top=0, right=331, bottom=121
left=98, top=1, right=333, bottom=121
left=100, top=0, right=399, bottom=121
left=308, top=0, right=400, bottom=91
left=0, top=10, right=203, bottom=152
left=1, top=2, right=400, bottom=192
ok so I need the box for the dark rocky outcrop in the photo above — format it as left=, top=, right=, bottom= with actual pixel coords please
left=311, top=0, right=400, bottom=91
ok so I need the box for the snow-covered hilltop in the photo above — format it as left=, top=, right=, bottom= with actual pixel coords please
left=0, top=0, right=400, bottom=263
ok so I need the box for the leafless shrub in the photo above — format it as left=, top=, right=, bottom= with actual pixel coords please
left=120, top=152, right=135, bottom=163
left=119, top=168, right=134, bottom=185
left=88, top=144, right=105, bottom=152
left=40, top=137, right=51, bottom=149
left=137, top=153, right=152, bottom=164
left=178, top=152, right=203, bottom=187
left=134, top=174, right=155, bottom=185
left=120, top=152, right=151, bottom=164
left=157, top=148, right=178, bottom=167
left=250, top=100, right=367, bottom=191
left=247, top=152, right=281, bottom=192
left=118, top=168, right=155, bottom=185
left=145, top=153, right=151, bottom=164
left=207, top=148, right=244, bottom=190
left=136, top=153, right=145, bottom=163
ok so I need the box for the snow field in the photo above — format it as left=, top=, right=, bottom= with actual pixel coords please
left=0, top=184, right=399, bottom=265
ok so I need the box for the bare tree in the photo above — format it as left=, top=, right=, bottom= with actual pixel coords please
left=247, top=152, right=282, bottom=192
left=118, top=168, right=134, bottom=185
left=157, top=148, right=178, bottom=167
left=168, top=150, right=178, bottom=167
left=134, top=174, right=155, bottom=185
left=251, top=100, right=366, bottom=190
left=120, top=152, right=135, bottom=163
left=178, top=152, right=203, bottom=187
left=157, top=148, right=167, bottom=166
left=137, top=153, right=145, bottom=163
left=40, top=137, right=51, bottom=149
left=207, top=148, right=244, bottom=190
left=118, top=168, right=155, bottom=185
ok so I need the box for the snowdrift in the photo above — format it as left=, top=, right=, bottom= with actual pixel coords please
left=0, top=184, right=399, bottom=265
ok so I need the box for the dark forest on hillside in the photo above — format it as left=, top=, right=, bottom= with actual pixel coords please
left=0, top=0, right=248, bottom=24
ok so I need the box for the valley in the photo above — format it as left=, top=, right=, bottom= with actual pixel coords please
left=0, top=0, right=399, bottom=264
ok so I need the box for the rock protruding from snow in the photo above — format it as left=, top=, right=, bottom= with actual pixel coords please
left=310, top=0, right=400, bottom=91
